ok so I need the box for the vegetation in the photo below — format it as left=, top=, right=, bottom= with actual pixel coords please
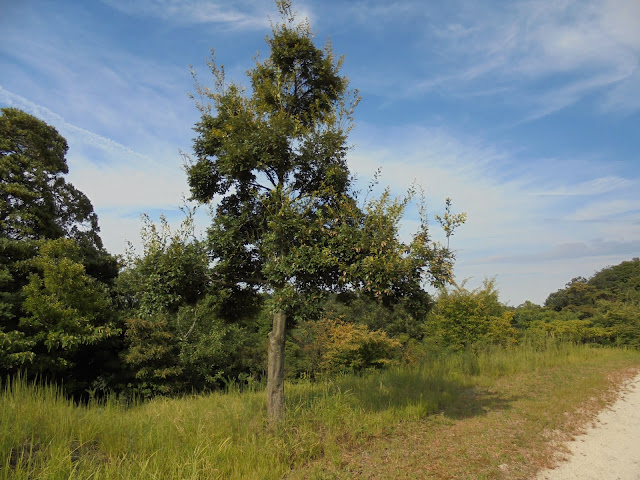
left=185, top=0, right=455, bottom=422
left=0, top=107, right=119, bottom=395
left=2, top=343, right=638, bottom=479
left=521, top=258, right=640, bottom=347
left=1, top=0, right=640, bottom=476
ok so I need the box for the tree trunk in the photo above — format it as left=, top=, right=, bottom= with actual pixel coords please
left=267, top=310, right=286, bottom=425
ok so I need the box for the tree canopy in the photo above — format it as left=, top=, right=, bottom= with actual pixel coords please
left=0, top=107, right=101, bottom=247
left=0, top=108, right=118, bottom=392
left=187, top=0, right=456, bottom=422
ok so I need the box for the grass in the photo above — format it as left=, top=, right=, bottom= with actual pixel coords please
left=2, top=343, right=639, bottom=479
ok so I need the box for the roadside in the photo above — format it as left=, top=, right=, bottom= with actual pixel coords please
left=286, top=355, right=640, bottom=479
left=536, top=372, right=640, bottom=480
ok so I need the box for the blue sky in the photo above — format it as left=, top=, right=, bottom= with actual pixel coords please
left=2, top=0, right=639, bottom=305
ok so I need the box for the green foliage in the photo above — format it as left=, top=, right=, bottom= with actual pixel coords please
left=426, top=279, right=517, bottom=350
left=540, top=258, right=640, bottom=347
left=0, top=237, right=38, bottom=342
left=123, top=297, right=268, bottom=397
left=118, top=214, right=209, bottom=316
left=0, top=108, right=101, bottom=247
left=120, top=214, right=267, bottom=396
left=434, top=197, right=467, bottom=249
left=321, top=293, right=430, bottom=341
left=525, top=319, right=611, bottom=344
left=0, top=108, right=118, bottom=392
left=589, top=258, right=640, bottom=297
left=288, top=315, right=401, bottom=377
left=14, top=238, right=119, bottom=393
left=545, top=277, right=600, bottom=318
left=187, top=3, right=455, bottom=314
left=591, top=300, right=640, bottom=348
left=122, top=315, right=182, bottom=396
left=187, top=8, right=357, bottom=306
left=512, top=301, right=576, bottom=329
left=186, top=2, right=460, bottom=420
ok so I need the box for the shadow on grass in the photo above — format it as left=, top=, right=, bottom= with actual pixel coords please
left=294, top=367, right=521, bottom=421
left=440, top=386, right=519, bottom=420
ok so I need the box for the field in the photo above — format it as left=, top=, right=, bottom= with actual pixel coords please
left=3, top=343, right=639, bottom=479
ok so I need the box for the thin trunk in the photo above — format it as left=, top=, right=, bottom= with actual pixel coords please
left=267, top=310, right=286, bottom=425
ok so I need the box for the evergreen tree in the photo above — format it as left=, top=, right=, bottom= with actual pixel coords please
left=187, top=1, right=456, bottom=422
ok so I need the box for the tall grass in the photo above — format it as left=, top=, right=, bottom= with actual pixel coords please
left=2, top=343, right=638, bottom=479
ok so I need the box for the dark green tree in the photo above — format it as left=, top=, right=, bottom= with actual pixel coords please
left=588, top=258, right=640, bottom=302
left=545, top=277, right=600, bottom=318
left=119, top=214, right=266, bottom=397
left=0, top=107, right=102, bottom=245
left=187, top=1, right=456, bottom=422
left=0, top=108, right=118, bottom=388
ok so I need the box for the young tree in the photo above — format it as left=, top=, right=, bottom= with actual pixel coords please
left=187, top=1, right=456, bottom=423
left=19, top=238, right=118, bottom=392
left=426, top=279, right=516, bottom=350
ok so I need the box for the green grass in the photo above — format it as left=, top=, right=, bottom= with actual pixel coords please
left=2, top=343, right=639, bottom=479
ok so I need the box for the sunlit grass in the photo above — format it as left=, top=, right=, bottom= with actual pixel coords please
left=2, top=343, right=639, bottom=479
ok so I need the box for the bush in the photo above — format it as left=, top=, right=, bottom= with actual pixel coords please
left=425, top=279, right=517, bottom=350
left=288, top=315, right=401, bottom=377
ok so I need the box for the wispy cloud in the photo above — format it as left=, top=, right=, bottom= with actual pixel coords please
left=567, top=200, right=639, bottom=222
left=534, top=176, right=633, bottom=196
left=0, top=14, right=196, bottom=150
left=478, top=238, right=640, bottom=264
left=345, top=0, right=640, bottom=119
left=348, top=120, right=640, bottom=303
left=0, top=86, right=202, bottom=253
left=99, top=0, right=274, bottom=29
left=99, top=0, right=315, bottom=31
left=0, top=87, right=148, bottom=165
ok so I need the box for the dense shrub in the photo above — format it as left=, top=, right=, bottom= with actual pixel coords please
left=425, top=279, right=517, bottom=350
left=287, top=315, right=401, bottom=377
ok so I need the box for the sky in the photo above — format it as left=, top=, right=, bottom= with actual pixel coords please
left=1, top=0, right=639, bottom=306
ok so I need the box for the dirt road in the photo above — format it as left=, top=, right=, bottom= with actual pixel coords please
left=536, top=373, right=640, bottom=480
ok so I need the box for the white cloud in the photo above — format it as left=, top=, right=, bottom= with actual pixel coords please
left=535, top=176, right=633, bottom=196
left=99, top=0, right=273, bottom=29
left=567, top=200, right=639, bottom=222
left=347, top=121, right=640, bottom=304
left=368, top=0, right=640, bottom=118
left=99, top=0, right=315, bottom=31
left=601, top=0, right=640, bottom=50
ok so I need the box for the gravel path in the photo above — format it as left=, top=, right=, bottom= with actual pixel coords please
left=536, top=373, right=640, bottom=480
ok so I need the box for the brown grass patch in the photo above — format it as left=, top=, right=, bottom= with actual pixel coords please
left=287, top=362, right=640, bottom=479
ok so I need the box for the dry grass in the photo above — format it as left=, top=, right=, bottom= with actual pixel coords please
left=287, top=353, right=640, bottom=479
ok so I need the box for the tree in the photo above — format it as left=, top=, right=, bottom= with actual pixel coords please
left=118, top=214, right=210, bottom=317
left=588, top=258, right=640, bottom=303
left=18, top=238, right=118, bottom=392
left=187, top=1, right=456, bottom=423
left=545, top=277, right=600, bottom=317
left=118, top=214, right=264, bottom=396
left=0, top=108, right=102, bottom=246
left=0, top=108, right=118, bottom=387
